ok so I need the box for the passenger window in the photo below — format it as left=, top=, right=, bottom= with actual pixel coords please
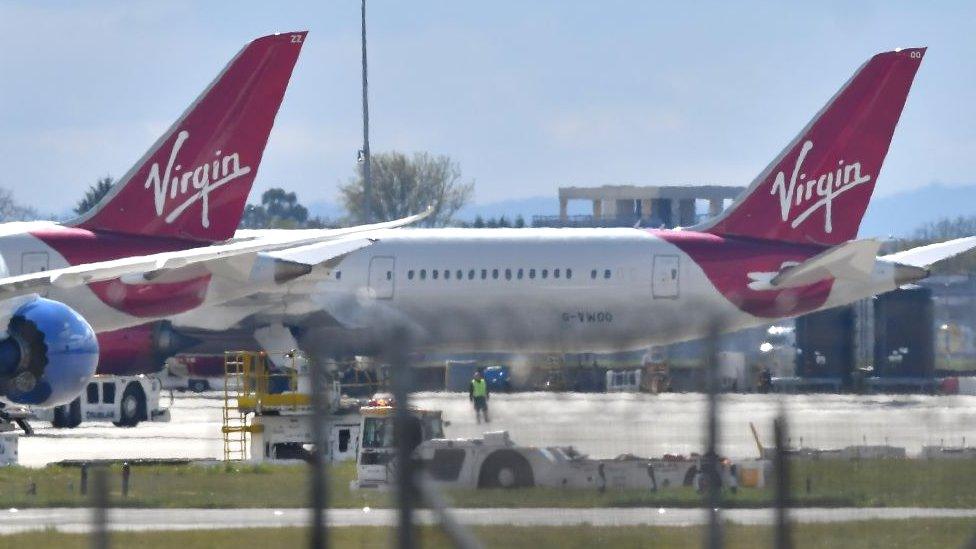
left=386, top=271, right=392, bottom=281
left=408, top=270, right=415, bottom=280
left=529, top=269, right=536, bottom=279
left=433, top=270, right=439, bottom=280
left=542, top=269, right=549, bottom=279
left=481, top=269, right=487, bottom=280
left=591, top=269, right=597, bottom=279
left=492, top=269, right=499, bottom=280
left=444, top=270, right=451, bottom=280
left=456, top=270, right=463, bottom=280
left=335, top=271, right=342, bottom=280
left=567, top=268, right=573, bottom=279
left=505, top=269, right=512, bottom=280
left=554, top=268, right=561, bottom=279
left=86, top=383, right=99, bottom=404
left=604, top=269, right=611, bottom=279
left=103, top=382, right=116, bottom=404
left=517, top=268, right=524, bottom=280
left=420, top=269, right=427, bottom=280
left=468, top=269, right=475, bottom=280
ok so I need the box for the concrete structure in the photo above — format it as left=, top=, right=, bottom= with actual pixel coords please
left=535, top=185, right=744, bottom=228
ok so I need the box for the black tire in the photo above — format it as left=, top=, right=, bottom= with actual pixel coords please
left=188, top=379, right=210, bottom=393
left=477, top=450, right=534, bottom=489
left=52, top=397, right=82, bottom=428
left=114, top=384, right=146, bottom=427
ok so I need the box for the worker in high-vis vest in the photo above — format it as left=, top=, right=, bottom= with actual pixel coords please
left=469, top=369, right=490, bottom=424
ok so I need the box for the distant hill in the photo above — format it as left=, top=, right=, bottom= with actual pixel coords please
left=309, top=183, right=976, bottom=235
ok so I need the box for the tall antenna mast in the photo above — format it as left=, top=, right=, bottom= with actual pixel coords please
left=360, top=0, right=372, bottom=223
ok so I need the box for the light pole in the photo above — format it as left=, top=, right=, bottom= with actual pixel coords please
left=360, top=0, right=372, bottom=223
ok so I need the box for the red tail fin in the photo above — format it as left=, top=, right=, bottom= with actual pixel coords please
left=698, top=48, right=925, bottom=246
left=70, top=31, right=307, bottom=242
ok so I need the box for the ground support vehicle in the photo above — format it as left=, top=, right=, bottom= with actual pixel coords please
left=222, top=351, right=360, bottom=463
left=35, top=375, right=170, bottom=428
left=351, top=399, right=741, bottom=491
left=416, top=431, right=738, bottom=490
left=353, top=399, right=446, bottom=489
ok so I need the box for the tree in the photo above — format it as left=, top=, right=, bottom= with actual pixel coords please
left=514, top=214, right=526, bottom=228
left=339, top=151, right=474, bottom=227
left=0, top=188, right=38, bottom=222
left=473, top=215, right=485, bottom=228
left=239, top=188, right=329, bottom=229
left=74, top=176, right=114, bottom=215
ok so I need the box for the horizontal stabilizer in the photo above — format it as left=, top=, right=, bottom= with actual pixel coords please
left=771, top=239, right=880, bottom=288
left=881, top=236, right=976, bottom=268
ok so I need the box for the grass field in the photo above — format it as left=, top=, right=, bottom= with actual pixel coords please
left=1, top=458, right=975, bottom=509
left=2, top=519, right=976, bottom=549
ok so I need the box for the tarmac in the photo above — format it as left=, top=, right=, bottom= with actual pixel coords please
left=3, top=507, right=976, bottom=533
left=18, top=391, right=976, bottom=466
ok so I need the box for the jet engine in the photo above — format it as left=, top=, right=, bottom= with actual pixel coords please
left=0, top=297, right=99, bottom=407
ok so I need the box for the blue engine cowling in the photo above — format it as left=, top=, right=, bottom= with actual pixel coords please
left=0, top=298, right=99, bottom=407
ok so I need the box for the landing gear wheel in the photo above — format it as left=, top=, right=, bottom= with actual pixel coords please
left=478, top=450, right=534, bottom=489
left=52, top=398, right=82, bottom=428
left=188, top=379, right=209, bottom=393
left=114, top=384, right=145, bottom=427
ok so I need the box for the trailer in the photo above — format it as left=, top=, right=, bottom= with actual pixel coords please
left=34, top=375, right=170, bottom=428
left=417, top=431, right=736, bottom=490
left=352, top=400, right=738, bottom=492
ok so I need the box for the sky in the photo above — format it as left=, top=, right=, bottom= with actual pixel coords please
left=1, top=1, right=974, bottom=217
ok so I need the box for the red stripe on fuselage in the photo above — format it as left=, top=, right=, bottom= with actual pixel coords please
left=30, top=226, right=210, bottom=317
left=653, top=229, right=833, bottom=318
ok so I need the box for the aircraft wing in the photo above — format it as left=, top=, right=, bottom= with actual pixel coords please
left=881, top=236, right=976, bottom=268
left=770, top=239, right=880, bottom=288
left=0, top=208, right=432, bottom=297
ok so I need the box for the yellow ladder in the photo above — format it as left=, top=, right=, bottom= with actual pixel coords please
left=222, top=351, right=250, bottom=461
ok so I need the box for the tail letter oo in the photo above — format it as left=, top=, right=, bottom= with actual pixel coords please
left=698, top=48, right=925, bottom=246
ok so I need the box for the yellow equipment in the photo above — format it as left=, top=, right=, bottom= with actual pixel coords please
left=221, top=350, right=309, bottom=461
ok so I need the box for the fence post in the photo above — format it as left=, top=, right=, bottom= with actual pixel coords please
left=773, top=413, right=793, bottom=549
left=388, top=326, right=417, bottom=549
left=703, top=324, right=723, bottom=549
left=121, top=462, right=130, bottom=498
left=309, top=353, right=329, bottom=549
left=90, top=465, right=109, bottom=549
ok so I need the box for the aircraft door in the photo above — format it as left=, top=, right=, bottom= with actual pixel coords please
left=21, top=252, right=50, bottom=297
left=368, top=256, right=396, bottom=299
left=652, top=255, right=679, bottom=299
left=21, top=252, right=49, bottom=274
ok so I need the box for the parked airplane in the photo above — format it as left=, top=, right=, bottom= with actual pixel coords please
left=0, top=31, right=316, bottom=407
left=2, top=47, right=973, bottom=401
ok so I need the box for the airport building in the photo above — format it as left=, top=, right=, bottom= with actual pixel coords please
left=533, top=184, right=745, bottom=228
